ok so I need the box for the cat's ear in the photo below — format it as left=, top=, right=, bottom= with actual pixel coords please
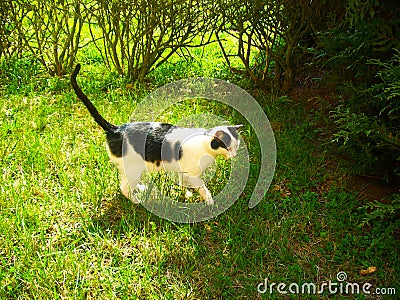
left=227, top=125, right=243, bottom=137
left=214, top=130, right=225, bottom=140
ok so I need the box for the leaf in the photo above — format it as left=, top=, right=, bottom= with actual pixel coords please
left=359, top=266, right=377, bottom=275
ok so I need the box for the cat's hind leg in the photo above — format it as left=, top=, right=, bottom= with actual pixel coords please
left=119, top=173, right=140, bottom=203
left=124, top=167, right=144, bottom=203
left=115, top=160, right=144, bottom=203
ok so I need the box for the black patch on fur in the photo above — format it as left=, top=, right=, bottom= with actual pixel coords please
left=211, top=138, right=222, bottom=150
left=106, top=130, right=124, bottom=157
left=227, top=126, right=239, bottom=140
left=211, top=131, right=231, bottom=150
left=124, top=122, right=181, bottom=163
left=174, top=142, right=183, bottom=161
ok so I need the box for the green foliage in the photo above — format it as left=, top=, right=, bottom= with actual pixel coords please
left=318, top=18, right=398, bottom=85
left=5, top=0, right=86, bottom=75
left=215, top=0, right=341, bottom=93
left=90, top=0, right=215, bottom=82
left=0, top=56, right=43, bottom=94
left=369, top=50, right=400, bottom=124
left=332, top=103, right=399, bottom=177
left=1, top=0, right=215, bottom=80
left=331, top=50, right=400, bottom=177
left=359, top=194, right=400, bottom=254
left=1, top=0, right=343, bottom=91
left=360, top=194, right=400, bottom=227
left=317, top=0, right=400, bottom=180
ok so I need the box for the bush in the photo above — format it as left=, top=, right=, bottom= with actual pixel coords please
left=215, top=0, right=344, bottom=93
left=360, top=194, right=400, bottom=240
left=369, top=50, right=400, bottom=127
left=317, top=0, right=400, bottom=180
left=5, top=0, right=86, bottom=76
left=1, top=0, right=215, bottom=80
left=89, top=0, right=215, bottom=82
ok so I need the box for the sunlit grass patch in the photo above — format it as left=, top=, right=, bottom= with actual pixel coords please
left=1, top=45, right=399, bottom=299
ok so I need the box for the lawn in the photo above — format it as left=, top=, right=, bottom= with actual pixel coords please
left=0, top=46, right=399, bottom=299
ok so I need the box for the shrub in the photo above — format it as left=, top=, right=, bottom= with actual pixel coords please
left=88, top=0, right=215, bottom=82
left=215, top=0, right=344, bottom=93
left=5, top=0, right=86, bottom=76
left=317, top=0, right=400, bottom=180
left=360, top=194, right=400, bottom=240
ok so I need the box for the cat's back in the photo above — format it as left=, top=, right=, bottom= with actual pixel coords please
left=108, top=121, right=209, bottom=161
left=163, top=126, right=207, bottom=142
left=121, top=122, right=207, bottom=142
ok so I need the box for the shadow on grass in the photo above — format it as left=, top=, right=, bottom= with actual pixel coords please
left=85, top=190, right=268, bottom=297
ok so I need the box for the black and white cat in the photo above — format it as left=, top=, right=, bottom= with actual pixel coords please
left=71, top=64, right=241, bottom=205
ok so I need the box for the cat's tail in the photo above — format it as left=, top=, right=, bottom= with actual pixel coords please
left=71, top=64, right=118, bottom=133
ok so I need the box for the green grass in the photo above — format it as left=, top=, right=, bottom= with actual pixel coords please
left=0, top=50, right=399, bottom=299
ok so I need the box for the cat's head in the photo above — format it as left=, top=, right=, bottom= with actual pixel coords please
left=208, top=125, right=242, bottom=159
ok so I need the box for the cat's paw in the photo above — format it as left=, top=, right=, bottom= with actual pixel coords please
left=206, top=197, right=214, bottom=206
left=198, top=186, right=214, bottom=205
left=136, top=184, right=147, bottom=192
left=185, top=190, right=193, bottom=198
left=124, top=191, right=141, bottom=204
left=205, top=190, right=214, bottom=205
left=205, top=188, right=214, bottom=205
left=120, top=185, right=141, bottom=204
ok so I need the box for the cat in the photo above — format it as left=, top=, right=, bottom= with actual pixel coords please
left=71, top=64, right=241, bottom=205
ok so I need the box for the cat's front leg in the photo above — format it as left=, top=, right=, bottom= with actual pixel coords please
left=183, top=175, right=214, bottom=205
left=198, top=185, right=214, bottom=205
